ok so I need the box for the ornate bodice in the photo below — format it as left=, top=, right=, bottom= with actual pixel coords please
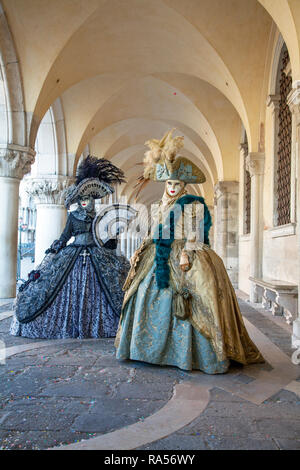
left=59, top=212, right=95, bottom=246
left=151, top=198, right=204, bottom=245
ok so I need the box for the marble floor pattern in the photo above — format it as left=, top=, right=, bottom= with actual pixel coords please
left=0, top=295, right=299, bottom=450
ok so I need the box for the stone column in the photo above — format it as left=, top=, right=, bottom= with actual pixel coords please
left=120, top=231, right=126, bottom=257
left=134, top=237, right=138, bottom=253
left=113, top=184, right=118, bottom=203
left=238, top=143, right=248, bottom=235
left=207, top=204, right=214, bottom=249
left=246, top=152, right=265, bottom=302
left=0, top=145, right=35, bottom=298
left=26, top=176, right=72, bottom=266
left=126, top=232, right=132, bottom=260
left=213, top=195, right=217, bottom=252
left=214, top=181, right=239, bottom=287
left=287, top=81, right=300, bottom=349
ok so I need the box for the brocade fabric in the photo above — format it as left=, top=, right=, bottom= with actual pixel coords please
left=10, top=210, right=130, bottom=339
left=11, top=256, right=119, bottom=339
left=117, top=263, right=229, bottom=373
left=115, top=198, right=264, bottom=372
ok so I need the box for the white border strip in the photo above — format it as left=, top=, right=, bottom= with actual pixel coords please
left=0, top=311, right=14, bottom=321
left=0, top=317, right=299, bottom=450
left=51, top=383, right=210, bottom=450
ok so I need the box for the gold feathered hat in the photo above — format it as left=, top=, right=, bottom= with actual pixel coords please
left=133, top=129, right=206, bottom=199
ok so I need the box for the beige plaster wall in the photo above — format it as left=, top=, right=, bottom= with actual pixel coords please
left=262, top=231, right=298, bottom=283
left=239, top=237, right=251, bottom=294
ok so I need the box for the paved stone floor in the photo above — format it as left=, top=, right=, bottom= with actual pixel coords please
left=0, top=295, right=299, bottom=450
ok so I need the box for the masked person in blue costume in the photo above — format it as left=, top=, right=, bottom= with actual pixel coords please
left=11, top=156, right=130, bottom=339
left=115, top=130, right=264, bottom=373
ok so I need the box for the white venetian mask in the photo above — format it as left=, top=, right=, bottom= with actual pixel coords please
left=165, top=179, right=185, bottom=197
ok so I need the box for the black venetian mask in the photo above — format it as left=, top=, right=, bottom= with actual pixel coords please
left=78, top=196, right=95, bottom=213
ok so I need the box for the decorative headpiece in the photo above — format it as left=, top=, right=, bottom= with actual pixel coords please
left=149, top=155, right=206, bottom=183
left=133, top=129, right=205, bottom=199
left=64, top=156, right=126, bottom=208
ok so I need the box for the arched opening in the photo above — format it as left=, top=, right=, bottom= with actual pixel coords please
left=275, top=45, right=292, bottom=227
left=18, top=99, right=69, bottom=272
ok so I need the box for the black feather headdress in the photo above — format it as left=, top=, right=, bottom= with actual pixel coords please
left=76, top=155, right=126, bottom=185
left=64, top=156, right=126, bottom=208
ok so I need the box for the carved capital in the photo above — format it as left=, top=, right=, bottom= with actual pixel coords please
left=0, top=145, right=36, bottom=178
left=245, top=152, right=265, bottom=177
left=25, top=176, right=74, bottom=205
left=214, top=181, right=239, bottom=200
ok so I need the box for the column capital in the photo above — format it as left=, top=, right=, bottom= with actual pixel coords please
left=245, top=152, right=265, bottom=177
left=287, top=80, right=300, bottom=121
left=24, top=175, right=74, bottom=205
left=0, top=145, right=35, bottom=179
left=214, top=181, right=239, bottom=199
left=267, top=94, right=281, bottom=113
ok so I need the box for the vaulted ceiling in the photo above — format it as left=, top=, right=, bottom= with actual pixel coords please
left=1, top=0, right=300, bottom=205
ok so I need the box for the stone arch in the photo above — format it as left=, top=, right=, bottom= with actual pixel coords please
left=0, top=2, right=26, bottom=147
left=257, top=0, right=300, bottom=81
left=30, top=97, right=69, bottom=178
left=72, top=75, right=226, bottom=182
left=266, top=33, right=294, bottom=230
left=19, top=98, right=71, bottom=267
left=269, top=33, right=286, bottom=96
left=0, top=2, right=36, bottom=298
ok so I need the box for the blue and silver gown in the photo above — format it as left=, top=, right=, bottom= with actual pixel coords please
left=10, top=210, right=130, bottom=339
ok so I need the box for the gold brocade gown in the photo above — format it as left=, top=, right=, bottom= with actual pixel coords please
left=115, top=193, right=264, bottom=372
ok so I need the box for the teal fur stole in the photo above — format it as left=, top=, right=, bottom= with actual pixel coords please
left=153, top=195, right=212, bottom=289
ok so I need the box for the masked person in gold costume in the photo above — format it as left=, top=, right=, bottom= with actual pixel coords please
left=115, top=130, right=264, bottom=373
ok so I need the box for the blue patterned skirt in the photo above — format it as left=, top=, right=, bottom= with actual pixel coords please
left=116, top=263, right=229, bottom=373
left=10, top=256, right=119, bottom=339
